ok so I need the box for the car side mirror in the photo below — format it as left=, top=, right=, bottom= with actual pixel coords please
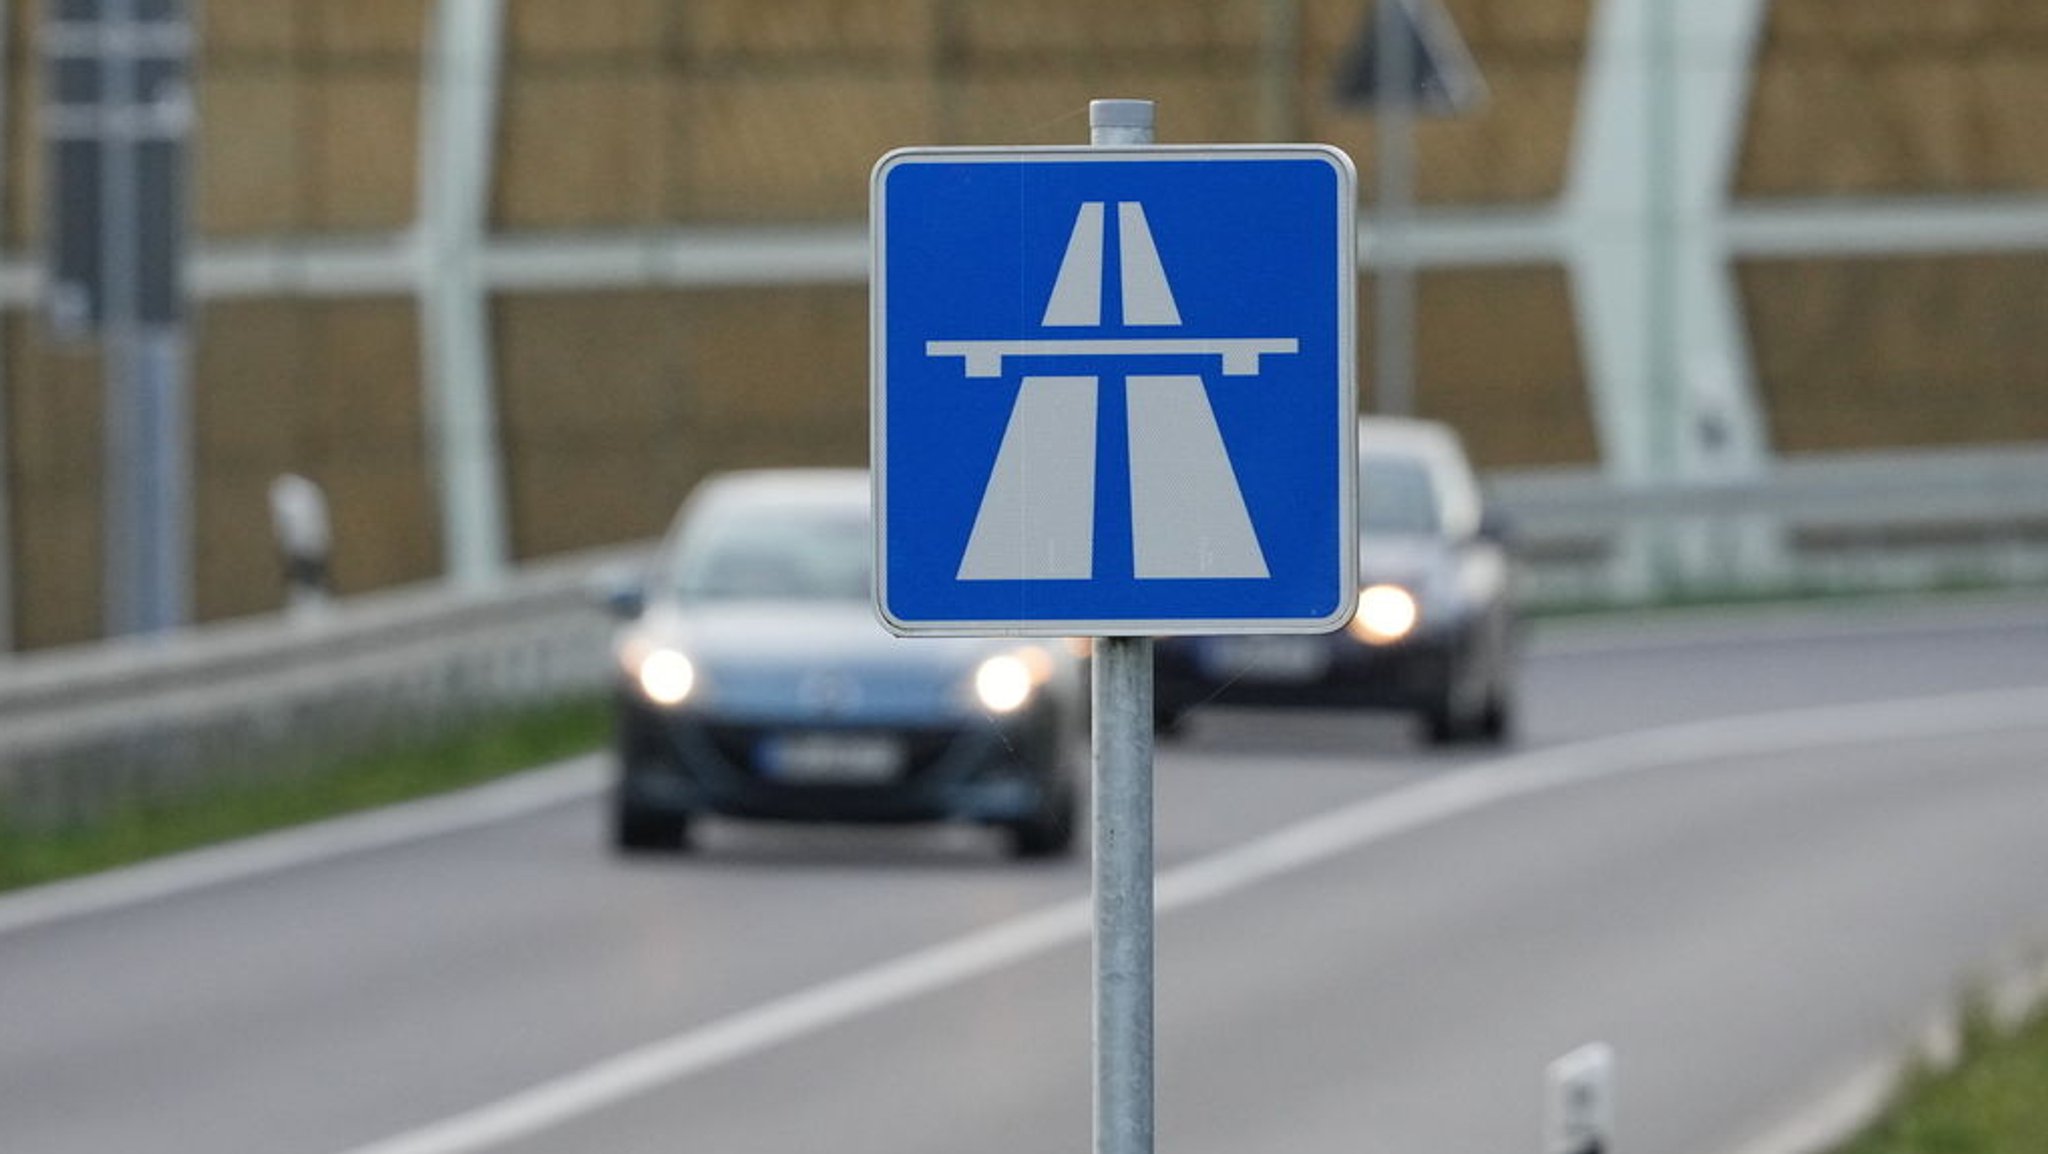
left=1476, top=506, right=1516, bottom=546
left=587, top=564, right=648, bottom=620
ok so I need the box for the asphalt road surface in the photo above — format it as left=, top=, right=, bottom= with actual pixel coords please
left=4, top=595, right=2048, bottom=1154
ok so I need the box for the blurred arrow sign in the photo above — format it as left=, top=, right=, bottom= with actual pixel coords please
left=1334, top=0, right=1488, bottom=115
left=41, top=0, right=193, bottom=339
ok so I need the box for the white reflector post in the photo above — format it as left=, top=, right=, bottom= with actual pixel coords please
left=1545, top=1042, right=1616, bottom=1154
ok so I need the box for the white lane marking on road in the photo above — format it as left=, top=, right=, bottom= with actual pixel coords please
left=0, top=756, right=608, bottom=937
left=336, top=900, right=1095, bottom=1154
left=1715, top=1058, right=1898, bottom=1154
left=333, top=683, right=2048, bottom=1154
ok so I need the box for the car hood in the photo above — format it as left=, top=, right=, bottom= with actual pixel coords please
left=1357, top=534, right=1450, bottom=587
left=648, top=601, right=1012, bottom=664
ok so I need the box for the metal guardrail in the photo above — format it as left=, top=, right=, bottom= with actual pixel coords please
left=0, top=545, right=645, bottom=830
left=1, top=445, right=2043, bottom=830
left=1492, top=443, right=2048, bottom=609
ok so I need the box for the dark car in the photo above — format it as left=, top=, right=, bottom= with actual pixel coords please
left=605, top=468, right=1083, bottom=858
left=1154, top=417, right=1519, bottom=745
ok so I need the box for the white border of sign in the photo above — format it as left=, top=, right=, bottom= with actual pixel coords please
left=870, top=144, right=1358, bottom=638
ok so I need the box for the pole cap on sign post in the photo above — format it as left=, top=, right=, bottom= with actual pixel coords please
left=1089, top=99, right=1155, bottom=131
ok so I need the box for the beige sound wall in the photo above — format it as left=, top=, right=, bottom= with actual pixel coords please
left=5, top=0, right=2045, bottom=646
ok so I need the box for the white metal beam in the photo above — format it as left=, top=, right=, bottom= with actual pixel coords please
left=418, top=0, right=509, bottom=587
left=1564, top=0, right=1777, bottom=594
left=197, top=236, right=422, bottom=297
left=482, top=225, right=870, bottom=291
left=1725, top=196, right=2048, bottom=257
left=1565, top=0, right=1772, bottom=487
left=1, top=192, right=2044, bottom=310
left=1361, top=207, right=1568, bottom=268
left=0, top=0, right=11, bottom=652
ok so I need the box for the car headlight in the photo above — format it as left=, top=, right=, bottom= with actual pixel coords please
left=974, top=654, right=1035, bottom=714
left=1348, top=583, right=1419, bottom=645
left=973, top=647, right=1059, bottom=714
left=633, top=647, right=697, bottom=706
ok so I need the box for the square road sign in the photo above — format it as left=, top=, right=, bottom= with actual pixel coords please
left=872, top=146, right=1357, bottom=637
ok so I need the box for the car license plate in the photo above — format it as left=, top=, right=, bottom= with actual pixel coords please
left=758, top=733, right=906, bottom=783
left=1199, top=635, right=1331, bottom=683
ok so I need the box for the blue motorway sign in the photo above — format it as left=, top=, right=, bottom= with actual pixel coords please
left=872, top=146, right=1357, bottom=636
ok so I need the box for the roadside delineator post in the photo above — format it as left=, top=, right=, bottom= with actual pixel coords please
left=1546, top=1042, right=1617, bottom=1154
left=269, top=473, right=333, bottom=616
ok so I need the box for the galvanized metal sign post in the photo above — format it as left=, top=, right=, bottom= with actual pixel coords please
left=872, top=100, right=1356, bottom=1154
left=1086, top=103, right=1161, bottom=1154
left=1336, top=0, right=1485, bottom=419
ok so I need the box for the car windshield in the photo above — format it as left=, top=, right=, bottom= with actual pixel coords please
left=1360, top=453, right=1440, bottom=537
left=666, top=501, right=871, bottom=603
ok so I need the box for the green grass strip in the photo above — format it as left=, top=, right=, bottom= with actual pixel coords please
left=0, top=698, right=610, bottom=895
left=1832, top=1001, right=2048, bottom=1154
